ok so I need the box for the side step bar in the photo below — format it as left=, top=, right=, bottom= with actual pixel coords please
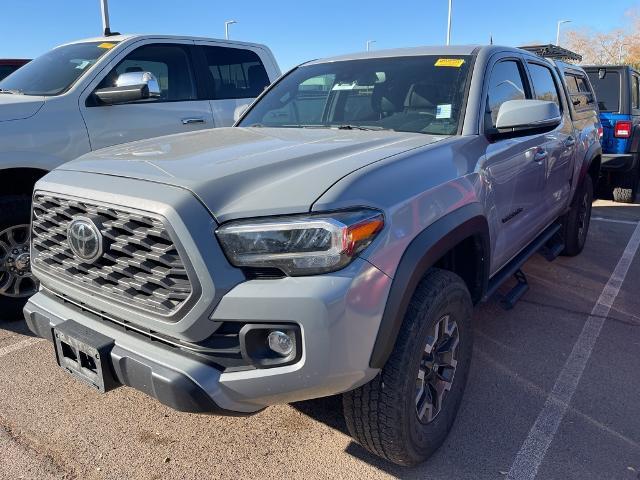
left=500, top=269, right=528, bottom=310
left=483, top=222, right=563, bottom=304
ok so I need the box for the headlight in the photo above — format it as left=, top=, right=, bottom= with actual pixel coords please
left=216, top=209, right=384, bottom=276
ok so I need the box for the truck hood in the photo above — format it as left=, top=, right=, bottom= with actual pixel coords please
left=60, top=127, right=444, bottom=222
left=0, top=94, right=45, bottom=122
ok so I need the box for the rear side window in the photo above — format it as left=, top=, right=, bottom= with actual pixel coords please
left=564, top=72, right=595, bottom=111
left=527, top=63, right=561, bottom=108
left=202, top=46, right=270, bottom=100
left=586, top=70, right=620, bottom=112
left=485, top=60, right=528, bottom=129
left=632, top=75, right=639, bottom=110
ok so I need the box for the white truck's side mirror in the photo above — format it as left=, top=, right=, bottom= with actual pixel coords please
left=234, top=104, right=249, bottom=123
left=94, top=71, right=161, bottom=105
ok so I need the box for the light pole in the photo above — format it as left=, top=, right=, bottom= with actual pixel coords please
left=366, top=40, right=376, bottom=52
left=446, top=0, right=453, bottom=45
left=618, top=43, right=629, bottom=63
left=556, top=20, right=571, bottom=46
left=225, top=20, right=237, bottom=40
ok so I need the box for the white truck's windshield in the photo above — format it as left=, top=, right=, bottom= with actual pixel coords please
left=0, top=41, right=118, bottom=96
left=239, top=55, right=472, bottom=135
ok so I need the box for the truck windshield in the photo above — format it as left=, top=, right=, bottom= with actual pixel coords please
left=586, top=70, right=620, bottom=112
left=0, top=42, right=118, bottom=96
left=239, top=55, right=472, bottom=135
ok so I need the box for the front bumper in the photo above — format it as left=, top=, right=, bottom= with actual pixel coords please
left=24, top=258, right=391, bottom=414
left=601, top=153, right=638, bottom=172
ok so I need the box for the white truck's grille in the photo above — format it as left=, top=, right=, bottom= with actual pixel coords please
left=31, top=193, right=193, bottom=316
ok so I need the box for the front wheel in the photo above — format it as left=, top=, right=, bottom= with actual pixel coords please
left=0, top=195, right=38, bottom=320
left=343, top=268, right=473, bottom=466
left=562, top=174, right=594, bottom=257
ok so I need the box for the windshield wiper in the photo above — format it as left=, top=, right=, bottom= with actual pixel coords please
left=0, top=88, right=23, bottom=95
left=337, top=125, right=386, bottom=131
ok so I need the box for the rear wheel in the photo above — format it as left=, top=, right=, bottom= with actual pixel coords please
left=343, top=269, right=473, bottom=466
left=562, top=175, right=593, bottom=257
left=0, top=195, right=37, bottom=321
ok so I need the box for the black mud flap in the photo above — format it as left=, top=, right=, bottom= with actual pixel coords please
left=53, top=320, right=119, bottom=393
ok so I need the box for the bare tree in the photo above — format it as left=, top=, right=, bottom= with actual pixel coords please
left=564, top=8, right=640, bottom=68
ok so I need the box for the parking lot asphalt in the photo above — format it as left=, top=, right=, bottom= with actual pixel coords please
left=1, top=197, right=639, bottom=480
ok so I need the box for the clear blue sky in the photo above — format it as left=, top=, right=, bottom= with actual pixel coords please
left=1, top=0, right=637, bottom=70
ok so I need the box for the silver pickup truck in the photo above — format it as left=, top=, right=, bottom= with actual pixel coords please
left=24, top=45, right=601, bottom=466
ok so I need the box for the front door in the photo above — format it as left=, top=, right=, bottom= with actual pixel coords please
left=480, top=58, right=549, bottom=273
left=80, top=42, right=214, bottom=151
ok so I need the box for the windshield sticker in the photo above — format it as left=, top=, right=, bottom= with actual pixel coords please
left=435, top=58, right=465, bottom=68
left=436, top=104, right=452, bottom=119
left=75, top=60, right=92, bottom=70
left=98, top=42, right=116, bottom=49
left=332, top=82, right=356, bottom=90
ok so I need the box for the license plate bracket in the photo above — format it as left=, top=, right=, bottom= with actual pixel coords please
left=53, top=320, right=118, bottom=393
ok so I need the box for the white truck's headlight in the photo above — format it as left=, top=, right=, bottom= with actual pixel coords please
left=216, top=209, right=384, bottom=276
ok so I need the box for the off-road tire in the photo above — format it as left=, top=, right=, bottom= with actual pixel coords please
left=562, top=175, right=594, bottom=257
left=612, top=169, right=638, bottom=204
left=0, top=195, right=33, bottom=321
left=343, top=268, right=473, bottom=466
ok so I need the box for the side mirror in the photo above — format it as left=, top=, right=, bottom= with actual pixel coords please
left=495, top=100, right=561, bottom=131
left=233, top=104, right=249, bottom=123
left=93, top=71, right=161, bottom=105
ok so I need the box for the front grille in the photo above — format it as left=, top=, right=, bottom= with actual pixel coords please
left=32, top=193, right=193, bottom=317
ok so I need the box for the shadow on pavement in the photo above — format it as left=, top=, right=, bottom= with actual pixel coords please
left=290, top=395, right=347, bottom=435
left=592, top=196, right=640, bottom=223
left=0, top=317, right=35, bottom=337
left=291, top=395, right=421, bottom=477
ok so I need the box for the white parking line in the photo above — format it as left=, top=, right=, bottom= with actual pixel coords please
left=507, top=222, right=640, bottom=480
left=0, top=337, right=43, bottom=359
left=592, top=217, right=639, bottom=225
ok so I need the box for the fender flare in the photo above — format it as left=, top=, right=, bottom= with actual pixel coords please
left=630, top=125, right=640, bottom=154
left=578, top=143, right=602, bottom=184
left=369, top=203, right=490, bottom=368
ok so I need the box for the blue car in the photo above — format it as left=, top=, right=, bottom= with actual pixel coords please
left=584, top=65, right=640, bottom=203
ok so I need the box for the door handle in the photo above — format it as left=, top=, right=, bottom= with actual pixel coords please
left=182, top=117, right=206, bottom=125
left=565, top=136, right=576, bottom=147
left=533, top=149, right=548, bottom=163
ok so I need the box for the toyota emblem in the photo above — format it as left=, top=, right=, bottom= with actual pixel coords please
left=67, top=217, right=103, bottom=263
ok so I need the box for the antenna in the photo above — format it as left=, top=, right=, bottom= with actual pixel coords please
left=99, top=0, right=119, bottom=36
left=490, top=33, right=493, bottom=45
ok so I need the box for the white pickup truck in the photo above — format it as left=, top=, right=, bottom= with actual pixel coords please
left=0, top=34, right=280, bottom=318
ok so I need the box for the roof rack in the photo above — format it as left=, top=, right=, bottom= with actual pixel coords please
left=519, top=44, right=582, bottom=62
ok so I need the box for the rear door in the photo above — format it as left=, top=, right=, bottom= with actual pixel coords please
left=194, top=42, right=274, bottom=126
left=586, top=68, right=625, bottom=154
left=80, top=41, right=214, bottom=150
left=525, top=60, right=575, bottom=219
left=480, top=57, right=549, bottom=273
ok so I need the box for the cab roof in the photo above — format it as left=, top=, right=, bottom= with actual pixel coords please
left=59, top=34, right=269, bottom=50
left=304, top=45, right=550, bottom=65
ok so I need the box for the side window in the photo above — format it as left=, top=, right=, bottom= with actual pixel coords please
left=202, top=46, right=270, bottom=100
left=485, top=60, right=528, bottom=129
left=98, top=44, right=196, bottom=102
left=632, top=75, right=640, bottom=110
left=565, top=74, right=579, bottom=95
left=527, top=63, right=561, bottom=108
left=565, top=73, right=595, bottom=110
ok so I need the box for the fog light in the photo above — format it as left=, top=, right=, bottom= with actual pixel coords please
left=267, top=331, right=294, bottom=357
